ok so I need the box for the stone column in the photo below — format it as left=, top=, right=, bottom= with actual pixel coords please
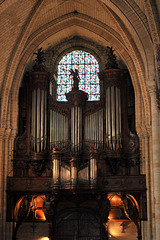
left=137, top=125, right=154, bottom=240
left=0, top=128, right=16, bottom=240
left=148, top=87, right=160, bottom=240
left=0, top=128, right=5, bottom=238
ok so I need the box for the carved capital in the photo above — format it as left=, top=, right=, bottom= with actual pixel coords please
left=147, top=83, right=156, bottom=95
left=136, top=124, right=152, bottom=139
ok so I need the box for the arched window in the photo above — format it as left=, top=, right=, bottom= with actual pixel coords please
left=57, top=50, right=100, bottom=101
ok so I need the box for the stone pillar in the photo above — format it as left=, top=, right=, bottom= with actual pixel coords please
left=148, top=87, right=160, bottom=240
left=0, top=128, right=16, bottom=240
left=137, top=125, right=154, bottom=240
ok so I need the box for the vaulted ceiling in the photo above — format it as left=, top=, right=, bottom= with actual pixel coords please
left=0, top=0, right=159, bottom=130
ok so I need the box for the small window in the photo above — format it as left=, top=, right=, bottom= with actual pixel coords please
left=57, top=50, right=100, bottom=101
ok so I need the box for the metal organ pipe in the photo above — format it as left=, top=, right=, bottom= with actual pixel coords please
left=32, top=89, right=36, bottom=151
left=84, top=109, right=103, bottom=148
left=30, top=72, right=49, bottom=153
left=51, top=149, right=60, bottom=185
left=90, top=157, right=97, bottom=185
left=49, top=110, right=69, bottom=149
left=70, top=157, right=78, bottom=185
left=31, top=88, right=47, bottom=152
left=89, top=147, right=98, bottom=186
left=66, top=90, right=87, bottom=152
left=105, top=86, right=121, bottom=150
left=98, top=69, right=125, bottom=151
left=71, top=106, right=82, bottom=152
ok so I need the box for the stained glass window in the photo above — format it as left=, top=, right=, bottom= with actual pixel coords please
left=57, top=50, right=100, bottom=101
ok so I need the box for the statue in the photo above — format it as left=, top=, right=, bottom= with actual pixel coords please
left=43, top=194, right=55, bottom=218
left=33, top=47, right=46, bottom=71
left=18, top=196, right=32, bottom=221
left=105, top=46, right=119, bottom=69
left=70, top=69, right=80, bottom=89
left=121, top=193, right=141, bottom=239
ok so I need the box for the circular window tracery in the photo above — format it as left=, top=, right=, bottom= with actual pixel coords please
left=57, top=50, right=100, bottom=101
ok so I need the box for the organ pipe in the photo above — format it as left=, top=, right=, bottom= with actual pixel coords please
left=84, top=109, right=103, bottom=148
left=66, top=89, right=87, bottom=152
left=105, top=86, right=121, bottom=150
left=98, top=69, right=125, bottom=151
left=30, top=72, right=50, bottom=153
left=71, top=106, right=82, bottom=151
left=49, top=110, right=69, bottom=149
left=51, top=148, right=60, bottom=184
left=90, top=157, right=97, bottom=185
left=31, top=88, right=47, bottom=152
left=70, top=157, right=78, bottom=185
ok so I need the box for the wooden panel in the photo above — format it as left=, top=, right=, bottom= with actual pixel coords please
left=7, top=175, right=146, bottom=192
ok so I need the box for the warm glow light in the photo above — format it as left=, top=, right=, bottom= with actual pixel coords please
left=110, top=195, right=122, bottom=206
left=35, top=209, right=46, bottom=221
left=38, top=238, right=49, bottom=240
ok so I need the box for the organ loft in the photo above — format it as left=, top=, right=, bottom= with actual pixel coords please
left=6, top=47, right=147, bottom=240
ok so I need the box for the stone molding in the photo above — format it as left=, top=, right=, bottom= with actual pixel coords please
left=144, top=0, right=159, bottom=43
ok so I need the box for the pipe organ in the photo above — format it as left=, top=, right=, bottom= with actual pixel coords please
left=12, top=68, right=139, bottom=181
left=7, top=50, right=146, bottom=240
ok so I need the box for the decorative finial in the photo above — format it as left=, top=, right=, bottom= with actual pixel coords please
left=33, top=47, right=46, bottom=72
left=105, top=46, right=119, bottom=69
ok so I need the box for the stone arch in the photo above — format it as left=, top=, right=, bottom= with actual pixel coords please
left=0, top=0, right=45, bottom=128
left=0, top=8, right=153, bottom=136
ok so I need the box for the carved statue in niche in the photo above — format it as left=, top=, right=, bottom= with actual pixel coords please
left=70, top=69, right=80, bottom=89
left=124, top=133, right=140, bottom=174
left=43, top=194, right=55, bottom=220
left=105, top=46, right=119, bottom=69
left=31, top=159, right=46, bottom=176
left=18, top=196, right=33, bottom=221
left=33, top=47, right=46, bottom=72
left=121, top=193, right=141, bottom=239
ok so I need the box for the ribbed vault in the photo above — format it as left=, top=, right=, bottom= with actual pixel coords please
left=0, top=0, right=157, bottom=135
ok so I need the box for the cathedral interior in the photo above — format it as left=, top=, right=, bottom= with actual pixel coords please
left=0, top=1, right=160, bottom=240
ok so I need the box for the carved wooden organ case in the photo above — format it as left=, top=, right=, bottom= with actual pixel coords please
left=7, top=66, right=147, bottom=239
